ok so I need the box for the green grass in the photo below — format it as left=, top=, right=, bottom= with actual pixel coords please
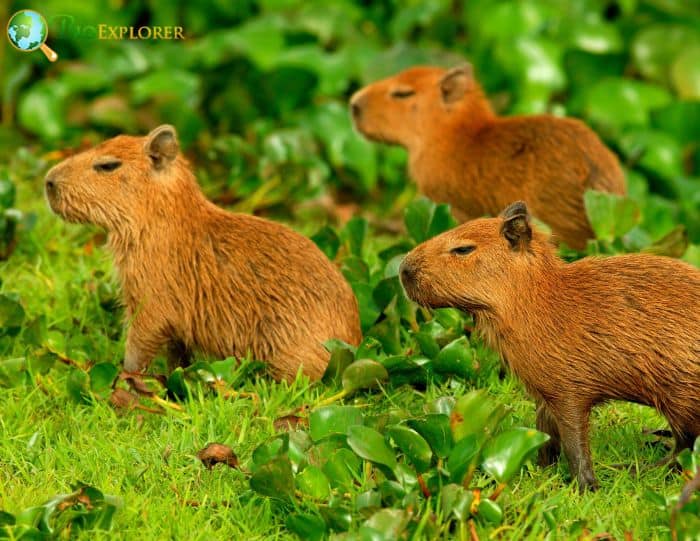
left=0, top=162, right=686, bottom=541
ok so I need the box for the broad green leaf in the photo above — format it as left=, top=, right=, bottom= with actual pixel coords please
left=386, top=425, right=433, bottom=472
left=344, top=216, right=368, bottom=258
left=311, top=226, right=341, bottom=260
left=451, top=389, right=506, bottom=443
left=481, top=427, right=550, bottom=483
left=88, top=363, right=118, bottom=395
left=671, top=46, right=700, bottom=99
left=17, top=81, right=67, bottom=140
left=446, top=435, right=479, bottom=484
left=632, top=24, right=700, bottom=82
left=347, top=426, right=397, bottom=472
left=441, top=484, right=474, bottom=522
left=404, top=197, right=457, bottom=244
left=286, top=513, right=326, bottom=541
left=407, top=415, right=453, bottom=458
left=166, top=368, right=189, bottom=400
left=251, top=435, right=288, bottom=467
left=341, top=359, right=388, bottom=394
left=585, top=78, right=672, bottom=133
left=66, top=368, right=91, bottom=404
left=477, top=499, right=503, bottom=525
left=433, top=337, right=475, bottom=378
left=322, top=340, right=355, bottom=384
left=309, top=406, right=363, bottom=441
left=295, top=466, right=331, bottom=500
left=318, top=505, right=352, bottom=532
left=0, top=294, right=25, bottom=331
left=584, top=190, right=641, bottom=242
left=249, top=456, right=294, bottom=500
left=323, top=448, right=361, bottom=490
left=360, top=508, right=411, bottom=540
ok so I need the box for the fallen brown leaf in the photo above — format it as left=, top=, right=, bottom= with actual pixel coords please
left=197, top=443, right=239, bottom=470
left=273, top=414, right=308, bottom=432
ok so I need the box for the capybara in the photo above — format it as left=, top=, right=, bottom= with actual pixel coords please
left=399, top=201, right=700, bottom=490
left=350, top=64, right=626, bottom=249
left=45, top=125, right=361, bottom=381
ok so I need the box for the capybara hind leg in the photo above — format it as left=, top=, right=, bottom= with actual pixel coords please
left=271, top=344, right=328, bottom=383
left=536, top=401, right=561, bottom=467
left=555, top=407, right=598, bottom=491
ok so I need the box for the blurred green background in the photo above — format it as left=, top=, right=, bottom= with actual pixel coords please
left=2, top=0, right=699, bottom=253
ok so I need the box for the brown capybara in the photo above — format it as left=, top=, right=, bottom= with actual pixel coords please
left=399, top=201, right=700, bottom=490
left=45, top=125, right=361, bottom=381
left=350, top=64, right=626, bottom=250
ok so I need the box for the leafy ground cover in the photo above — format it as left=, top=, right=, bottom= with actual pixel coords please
left=2, top=0, right=700, bottom=539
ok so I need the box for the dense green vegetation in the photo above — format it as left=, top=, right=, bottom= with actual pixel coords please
left=1, top=0, right=700, bottom=539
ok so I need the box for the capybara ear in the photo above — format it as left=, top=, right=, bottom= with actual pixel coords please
left=145, top=125, right=179, bottom=170
left=439, top=64, right=473, bottom=104
left=500, top=201, right=532, bottom=250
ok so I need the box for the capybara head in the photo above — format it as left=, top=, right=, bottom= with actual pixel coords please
left=400, top=202, right=552, bottom=312
left=45, top=125, right=193, bottom=229
left=349, top=64, right=481, bottom=148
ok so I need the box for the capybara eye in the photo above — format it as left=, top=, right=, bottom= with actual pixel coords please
left=450, top=245, right=476, bottom=256
left=93, top=161, right=122, bottom=173
left=390, top=88, right=416, bottom=99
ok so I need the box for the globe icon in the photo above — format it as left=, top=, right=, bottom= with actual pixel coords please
left=6, top=9, right=57, bottom=61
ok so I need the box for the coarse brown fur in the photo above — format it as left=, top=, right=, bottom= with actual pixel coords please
left=350, top=65, right=626, bottom=250
left=45, top=125, right=361, bottom=381
left=400, top=201, right=700, bottom=490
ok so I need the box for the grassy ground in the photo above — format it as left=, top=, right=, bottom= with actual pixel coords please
left=0, top=161, right=685, bottom=540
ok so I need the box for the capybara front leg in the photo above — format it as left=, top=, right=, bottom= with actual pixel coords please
left=556, top=407, right=598, bottom=491
left=536, top=401, right=561, bottom=467
left=123, top=325, right=167, bottom=373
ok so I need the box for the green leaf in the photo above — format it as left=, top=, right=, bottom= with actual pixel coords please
left=632, top=24, right=700, bottom=83
left=309, top=406, right=364, bottom=441
left=433, top=337, right=475, bottom=378
left=584, top=190, right=641, bottom=242
left=347, top=426, right=397, bottom=472
left=451, top=389, right=505, bottom=443
left=322, top=448, right=361, bottom=489
left=0, top=294, right=25, bottom=332
left=386, top=425, right=433, bottom=472
left=322, top=340, right=355, bottom=384
left=251, top=435, right=288, bottom=467
left=249, top=456, right=294, bottom=500
left=404, top=197, right=457, bottom=244
left=446, top=435, right=479, bottom=484
left=441, top=484, right=474, bottom=522
left=566, top=20, right=623, bottom=54
left=311, top=226, right=341, bottom=260
left=318, top=505, right=352, bottom=533
left=17, top=81, right=67, bottom=140
left=344, top=216, right=368, bottom=258
left=295, top=466, right=331, bottom=500
left=66, top=368, right=91, bottom=404
left=407, top=415, right=454, bottom=458
left=165, top=368, right=189, bottom=400
left=671, top=46, right=700, bottom=99
left=286, top=513, right=326, bottom=541
left=88, top=363, right=118, bottom=396
left=585, top=78, right=673, bottom=133
left=341, top=359, right=388, bottom=394
left=360, top=508, right=411, bottom=540
left=481, top=427, right=550, bottom=483
left=476, top=499, right=503, bottom=525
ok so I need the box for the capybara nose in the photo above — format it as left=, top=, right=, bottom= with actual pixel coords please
left=350, top=93, right=365, bottom=120
left=45, top=177, right=57, bottom=198
left=400, top=259, right=417, bottom=287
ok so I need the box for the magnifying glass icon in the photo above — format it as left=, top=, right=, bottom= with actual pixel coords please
left=7, top=10, right=58, bottom=62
